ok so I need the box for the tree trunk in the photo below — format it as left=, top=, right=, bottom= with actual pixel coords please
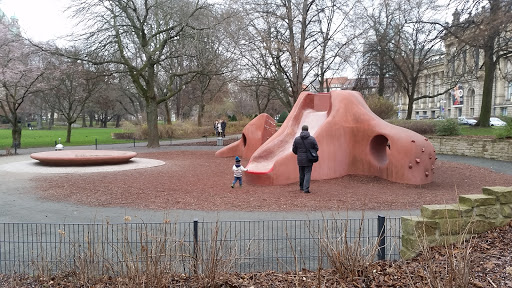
left=49, top=110, right=55, bottom=130
left=115, top=115, right=121, bottom=128
left=11, top=123, right=22, bottom=148
left=176, top=93, right=182, bottom=121
left=37, top=113, right=43, bottom=130
left=478, top=44, right=496, bottom=127
left=165, top=100, right=172, bottom=125
left=378, top=53, right=385, bottom=97
left=88, top=111, right=94, bottom=127
left=197, top=100, right=205, bottom=127
left=406, top=99, right=414, bottom=120
left=146, top=99, right=160, bottom=148
left=82, top=113, right=87, bottom=127
left=101, top=113, right=108, bottom=128
left=66, top=123, right=72, bottom=143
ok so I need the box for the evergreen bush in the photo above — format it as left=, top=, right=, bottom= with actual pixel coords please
left=495, top=116, right=512, bottom=139
left=434, top=119, right=461, bottom=136
left=277, top=111, right=288, bottom=123
left=365, top=95, right=397, bottom=120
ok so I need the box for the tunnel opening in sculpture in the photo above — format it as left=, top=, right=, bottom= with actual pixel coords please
left=242, top=133, right=247, bottom=147
left=369, top=134, right=389, bottom=166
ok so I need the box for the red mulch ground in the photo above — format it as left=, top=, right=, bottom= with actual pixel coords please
left=34, top=149, right=512, bottom=212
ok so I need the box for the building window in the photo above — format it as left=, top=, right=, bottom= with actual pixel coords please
left=503, top=107, right=507, bottom=116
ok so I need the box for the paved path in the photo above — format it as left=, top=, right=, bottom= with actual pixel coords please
left=1, top=137, right=511, bottom=224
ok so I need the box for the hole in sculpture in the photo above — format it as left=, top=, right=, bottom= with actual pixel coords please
left=369, top=135, right=389, bottom=166
left=242, top=133, right=247, bottom=148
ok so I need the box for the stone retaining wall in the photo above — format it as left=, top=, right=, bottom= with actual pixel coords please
left=428, top=136, right=512, bottom=161
left=400, top=186, right=512, bottom=259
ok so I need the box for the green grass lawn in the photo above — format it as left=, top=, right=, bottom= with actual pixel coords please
left=0, top=127, right=136, bottom=148
left=459, top=125, right=503, bottom=137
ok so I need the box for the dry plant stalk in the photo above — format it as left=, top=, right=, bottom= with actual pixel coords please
left=195, top=221, right=240, bottom=287
left=28, top=221, right=191, bottom=287
left=409, top=211, right=475, bottom=287
left=318, top=217, right=380, bottom=283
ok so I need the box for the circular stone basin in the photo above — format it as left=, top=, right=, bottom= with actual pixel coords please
left=30, top=150, right=137, bottom=166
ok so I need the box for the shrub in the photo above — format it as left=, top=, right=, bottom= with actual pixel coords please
left=132, top=119, right=251, bottom=140
left=277, top=111, right=288, bottom=123
left=387, top=119, right=437, bottom=135
left=434, top=119, right=461, bottom=136
left=365, top=95, right=397, bottom=120
left=111, top=132, right=135, bottom=139
left=495, top=116, right=512, bottom=139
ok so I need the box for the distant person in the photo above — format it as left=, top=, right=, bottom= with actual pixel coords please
left=214, top=120, right=219, bottom=136
left=292, top=125, right=319, bottom=194
left=217, top=120, right=223, bottom=138
left=220, top=120, right=227, bottom=138
left=231, top=156, right=248, bottom=188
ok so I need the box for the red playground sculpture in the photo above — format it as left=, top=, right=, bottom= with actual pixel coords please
left=217, top=90, right=436, bottom=186
left=215, top=113, right=277, bottom=160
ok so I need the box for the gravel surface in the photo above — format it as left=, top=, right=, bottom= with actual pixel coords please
left=34, top=150, right=512, bottom=212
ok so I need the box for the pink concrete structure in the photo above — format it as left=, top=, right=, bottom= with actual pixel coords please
left=215, top=113, right=277, bottom=160
left=244, top=90, right=436, bottom=185
left=31, top=150, right=137, bottom=166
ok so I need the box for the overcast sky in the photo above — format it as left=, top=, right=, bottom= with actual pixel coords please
left=0, top=0, right=73, bottom=42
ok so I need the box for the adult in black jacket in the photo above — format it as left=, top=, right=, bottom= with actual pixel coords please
left=220, top=120, right=227, bottom=138
left=292, top=125, right=319, bottom=193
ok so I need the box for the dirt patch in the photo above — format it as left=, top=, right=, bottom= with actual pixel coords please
left=34, top=150, right=512, bottom=212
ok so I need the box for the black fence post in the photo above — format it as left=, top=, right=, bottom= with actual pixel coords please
left=133, top=138, right=136, bottom=147
left=193, top=219, right=199, bottom=275
left=95, top=138, right=98, bottom=150
left=377, top=215, right=386, bottom=260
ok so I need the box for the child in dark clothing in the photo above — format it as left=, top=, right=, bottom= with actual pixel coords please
left=231, top=156, right=248, bottom=188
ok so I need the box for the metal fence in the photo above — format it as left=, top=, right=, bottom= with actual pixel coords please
left=0, top=217, right=401, bottom=276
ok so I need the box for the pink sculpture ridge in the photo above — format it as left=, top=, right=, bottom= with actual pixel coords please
left=224, top=90, right=436, bottom=186
left=31, top=150, right=137, bottom=166
left=216, top=113, right=277, bottom=160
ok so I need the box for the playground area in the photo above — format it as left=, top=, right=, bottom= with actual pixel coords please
left=21, top=150, right=512, bottom=212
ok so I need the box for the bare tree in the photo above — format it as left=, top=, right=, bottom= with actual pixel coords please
left=363, top=0, right=458, bottom=119
left=235, top=0, right=359, bottom=112
left=67, top=0, right=211, bottom=147
left=43, top=52, right=104, bottom=143
left=311, top=0, right=360, bottom=93
left=357, top=0, right=397, bottom=97
left=237, top=0, right=319, bottom=111
left=0, top=21, right=45, bottom=147
left=445, top=0, right=512, bottom=126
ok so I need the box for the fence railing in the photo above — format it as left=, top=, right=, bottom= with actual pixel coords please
left=0, top=217, right=401, bottom=276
